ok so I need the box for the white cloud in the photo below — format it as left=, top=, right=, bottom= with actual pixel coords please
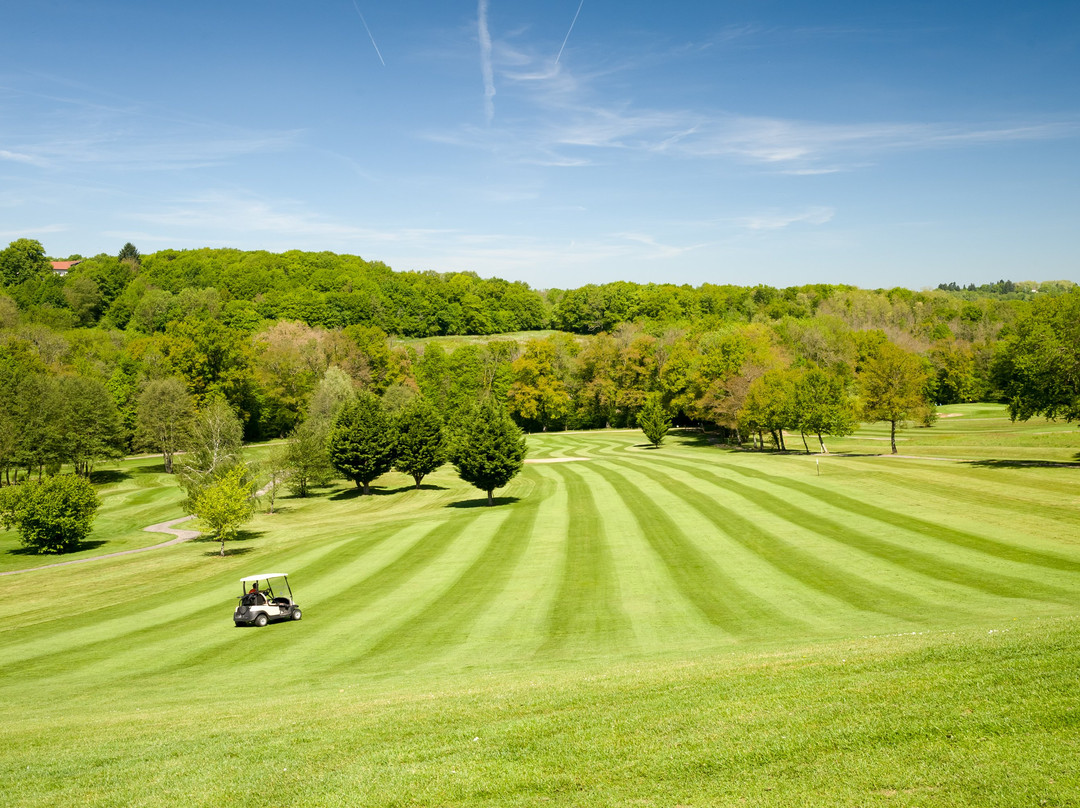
left=736, top=206, right=835, bottom=231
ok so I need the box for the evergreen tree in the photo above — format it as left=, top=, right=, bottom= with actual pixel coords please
left=449, top=398, right=526, bottom=506
left=327, top=392, right=396, bottom=494
left=393, top=396, right=446, bottom=488
left=637, top=395, right=671, bottom=448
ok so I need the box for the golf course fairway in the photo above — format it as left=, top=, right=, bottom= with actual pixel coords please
left=3, top=405, right=1079, bottom=806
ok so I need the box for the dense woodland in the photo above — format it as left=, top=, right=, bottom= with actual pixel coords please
left=0, top=237, right=1077, bottom=486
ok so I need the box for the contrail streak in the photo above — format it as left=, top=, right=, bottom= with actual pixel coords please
left=351, top=0, right=386, bottom=66
left=478, top=0, right=495, bottom=122
left=555, top=0, right=585, bottom=64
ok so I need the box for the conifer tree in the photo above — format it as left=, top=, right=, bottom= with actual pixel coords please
left=327, top=392, right=396, bottom=494
left=449, top=398, right=526, bottom=506
left=393, top=396, right=445, bottom=489
left=637, top=395, right=670, bottom=448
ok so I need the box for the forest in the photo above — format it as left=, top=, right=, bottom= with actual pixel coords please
left=0, top=236, right=1077, bottom=485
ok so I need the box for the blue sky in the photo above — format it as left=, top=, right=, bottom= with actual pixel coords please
left=2, top=1, right=1078, bottom=289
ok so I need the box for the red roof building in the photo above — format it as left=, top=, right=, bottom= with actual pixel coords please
left=51, top=260, right=82, bottom=275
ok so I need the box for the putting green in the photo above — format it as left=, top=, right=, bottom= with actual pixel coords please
left=2, top=408, right=1079, bottom=805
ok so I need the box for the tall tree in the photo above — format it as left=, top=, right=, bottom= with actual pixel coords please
left=175, top=397, right=244, bottom=503
left=285, top=418, right=335, bottom=497
left=393, top=396, right=446, bottom=489
left=0, top=238, right=50, bottom=286
left=637, top=395, right=671, bottom=448
left=55, top=375, right=126, bottom=477
left=190, top=463, right=256, bottom=557
left=449, top=398, right=527, bottom=506
left=739, top=367, right=799, bottom=451
left=994, top=288, right=1080, bottom=424
left=135, top=377, right=195, bottom=473
left=327, top=392, right=396, bottom=494
left=860, top=343, right=931, bottom=454
left=795, top=366, right=856, bottom=454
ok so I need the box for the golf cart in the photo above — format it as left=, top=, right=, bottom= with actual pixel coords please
left=233, top=573, right=302, bottom=627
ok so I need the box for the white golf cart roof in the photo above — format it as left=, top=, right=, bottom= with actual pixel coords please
left=240, top=573, right=288, bottom=583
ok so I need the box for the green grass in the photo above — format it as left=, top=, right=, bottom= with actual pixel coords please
left=2, top=405, right=1080, bottom=805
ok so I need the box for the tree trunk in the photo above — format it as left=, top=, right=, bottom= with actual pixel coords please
left=164, top=451, right=173, bottom=473
left=487, top=489, right=494, bottom=506
left=779, top=430, right=787, bottom=451
left=362, top=480, right=371, bottom=495
left=817, top=432, right=828, bottom=454
left=890, top=419, right=898, bottom=454
left=801, top=431, right=811, bottom=454
left=219, top=535, right=226, bottom=557
left=413, top=475, right=422, bottom=490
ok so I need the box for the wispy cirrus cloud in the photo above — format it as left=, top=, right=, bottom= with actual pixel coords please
left=437, top=35, right=1080, bottom=173
left=0, top=148, right=47, bottom=167
left=477, top=0, right=496, bottom=122
left=130, top=192, right=454, bottom=245
left=736, top=206, right=835, bottom=231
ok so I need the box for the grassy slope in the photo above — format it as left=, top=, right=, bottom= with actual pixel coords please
left=2, top=406, right=1079, bottom=805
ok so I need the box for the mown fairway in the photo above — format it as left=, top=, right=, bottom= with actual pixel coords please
left=3, top=406, right=1080, bottom=806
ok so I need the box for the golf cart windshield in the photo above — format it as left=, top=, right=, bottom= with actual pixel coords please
left=239, top=574, right=291, bottom=602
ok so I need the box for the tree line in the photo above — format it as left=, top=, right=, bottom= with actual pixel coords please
left=0, top=237, right=1077, bottom=531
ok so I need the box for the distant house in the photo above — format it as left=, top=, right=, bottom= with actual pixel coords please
left=51, top=260, right=82, bottom=275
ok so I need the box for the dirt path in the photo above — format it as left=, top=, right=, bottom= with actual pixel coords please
left=0, top=517, right=201, bottom=577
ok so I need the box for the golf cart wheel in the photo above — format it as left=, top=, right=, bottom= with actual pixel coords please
left=291, top=607, right=302, bottom=621
left=254, top=613, right=269, bottom=628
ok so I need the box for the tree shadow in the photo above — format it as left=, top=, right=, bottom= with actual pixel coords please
left=204, top=546, right=255, bottom=558
left=445, top=496, right=522, bottom=509
left=192, top=529, right=265, bottom=545
left=7, top=539, right=108, bottom=556
left=133, top=462, right=169, bottom=475
left=329, top=485, right=420, bottom=500
left=89, top=469, right=131, bottom=485
left=966, top=458, right=1080, bottom=469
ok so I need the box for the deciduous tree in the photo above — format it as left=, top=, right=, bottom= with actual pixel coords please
left=860, top=343, right=931, bottom=454
left=0, top=474, right=100, bottom=554
left=190, top=463, right=256, bottom=556
left=135, top=377, right=195, bottom=473
left=795, top=366, right=855, bottom=454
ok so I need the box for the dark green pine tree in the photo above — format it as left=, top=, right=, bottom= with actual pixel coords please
left=637, top=395, right=670, bottom=448
left=327, top=392, right=396, bottom=494
left=393, top=396, right=446, bottom=489
left=449, top=398, right=527, bottom=506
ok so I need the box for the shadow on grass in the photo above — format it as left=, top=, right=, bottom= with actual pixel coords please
left=445, top=496, right=521, bottom=509
left=204, top=547, right=255, bottom=558
left=967, top=458, right=1080, bottom=469
left=89, top=469, right=131, bottom=485
left=329, top=484, right=428, bottom=501
left=6, top=539, right=108, bottom=557
left=193, top=529, right=265, bottom=545
left=133, top=462, right=169, bottom=475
